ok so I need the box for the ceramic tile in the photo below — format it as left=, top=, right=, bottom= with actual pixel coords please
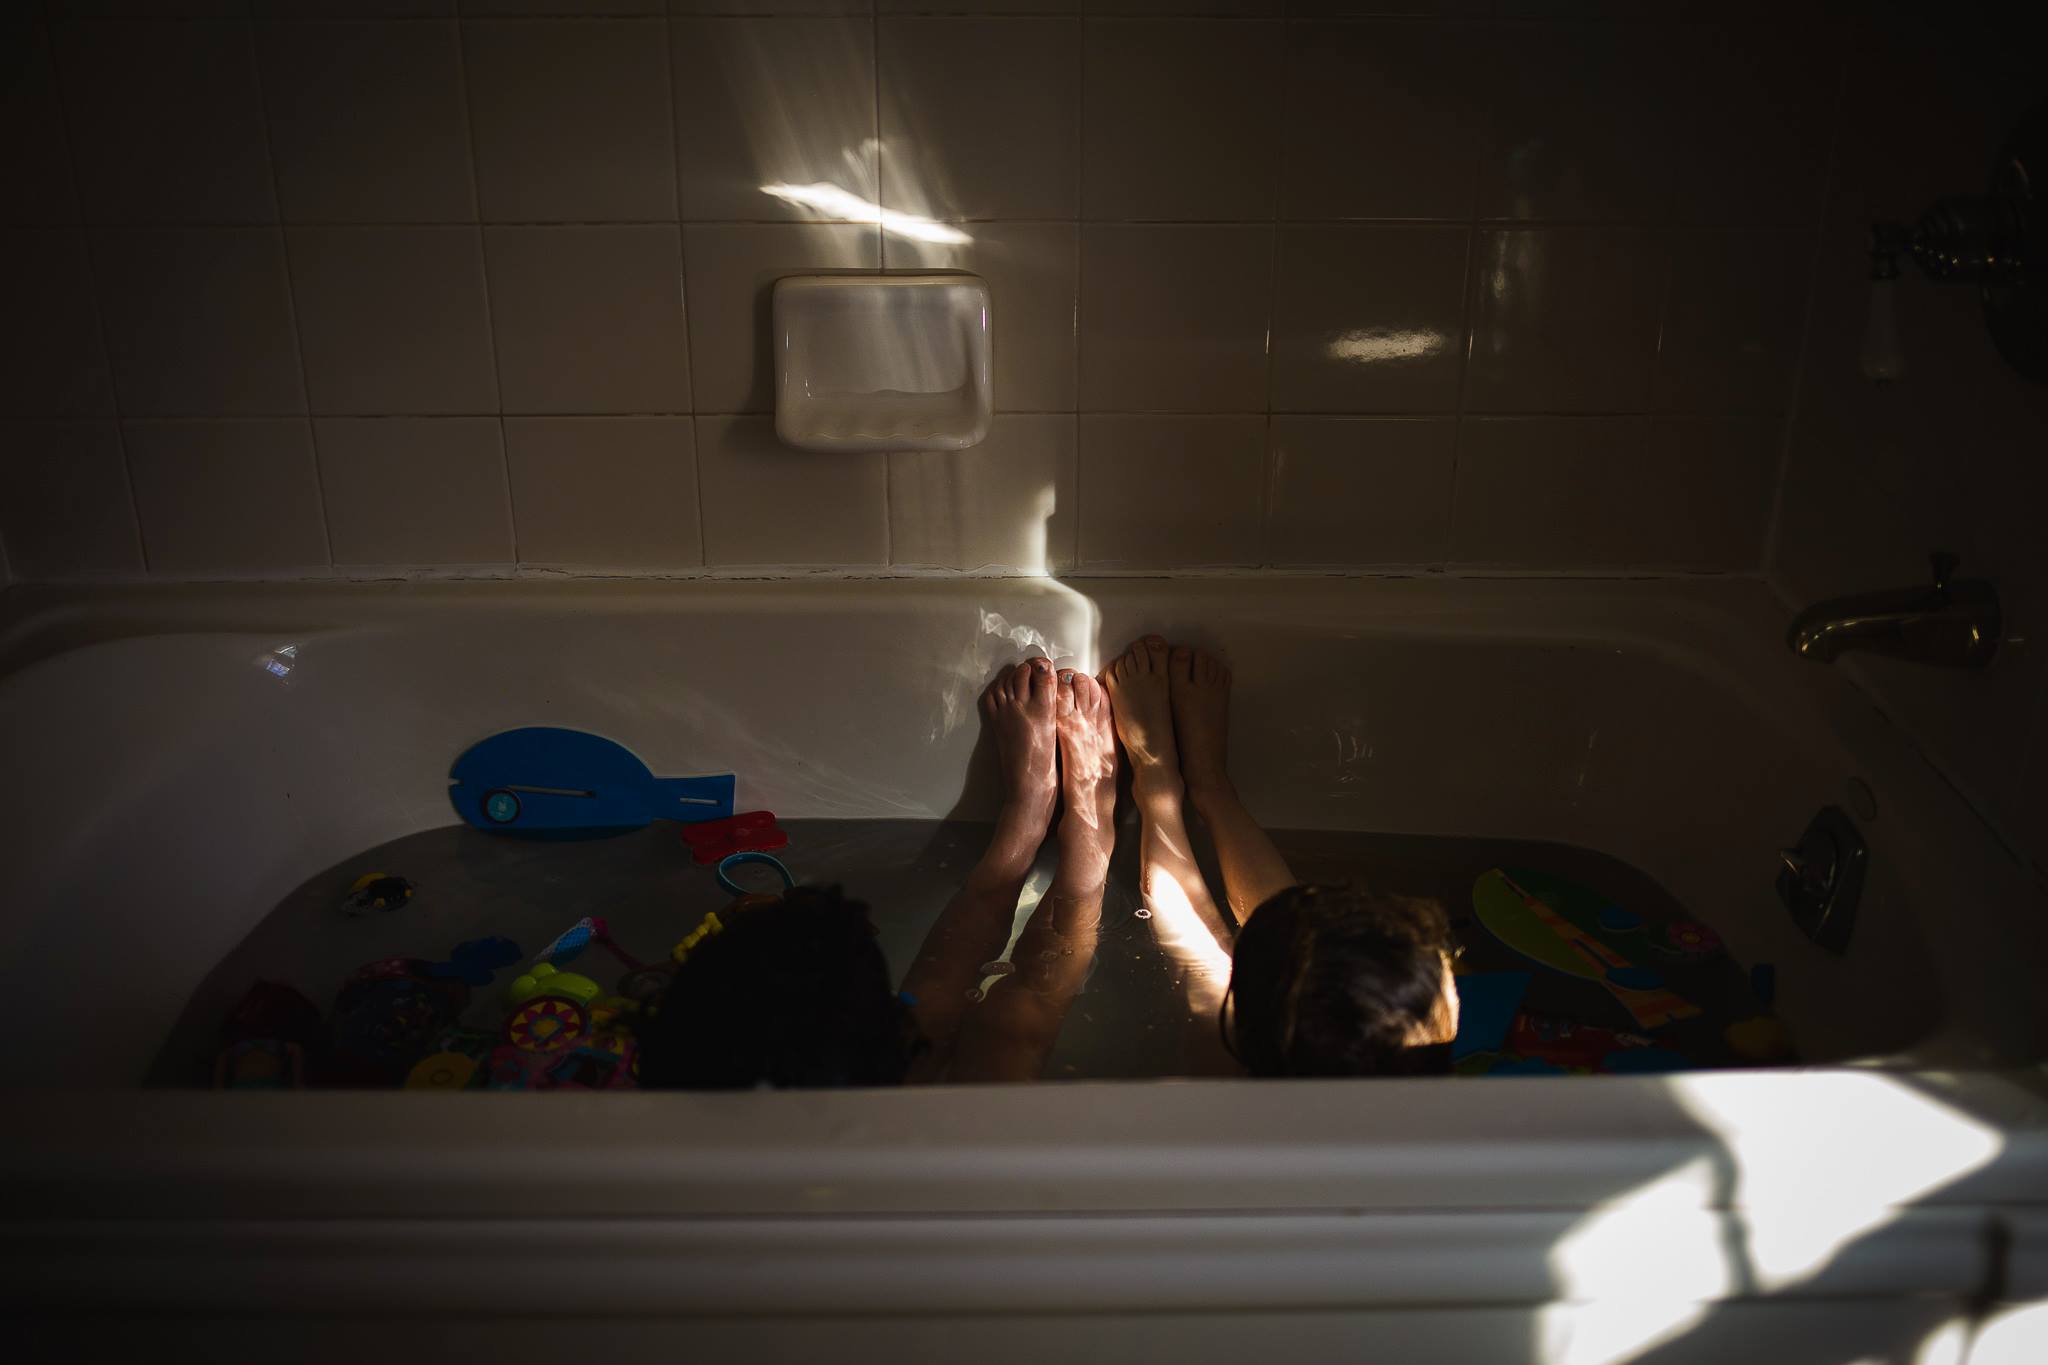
left=886, top=222, right=1076, bottom=412
left=1269, top=225, right=1467, bottom=414
left=258, top=20, right=475, bottom=224
left=1265, top=416, right=1454, bottom=565
left=1664, top=19, right=1839, bottom=227
left=54, top=19, right=275, bottom=223
left=879, top=18, right=1079, bottom=222
left=485, top=226, right=691, bottom=415
left=1476, top=21, right=1674, bottom=222
left=1280, top=20, right=1483, bottom=221
left=464, top=18, right=676, bottom=222
left=1077, top=414, right=1264, bottom=568
left=1090, top=1, right=1277, bottom=13
left=878, top=0, right=1057, bottom=9
left=1082, top=20, right=1282, bottom=221
left=0, top=230, right=116, bottom=418
left=683, top=1, right=871, bottom=13
left=288, top=227, right=498, bottom=415
left=255, top=1, right=450, bottom=13
left=694, top=414, right=887, bottom=565
left=1657, top=229, right=1810, bottom=414
left=124, top=418, right=329, bottom=574
left=682, top=222, right=879, bottom=413
left=889, top=414, right=1075, bottom=572
left=468, top=0, right=660, bottom=12
left=319, top=417, right=516, bottom=564
left=313, top=417, right=512, bottom=566
left=92, top=227, right=305, bottom=416
left=1289, top=1, right=1491, bottom=14
left=504, top=417, right=701, bottom=568
left=0, top=28, right=79, bottom=225
left=1463, top=227, right=1666, bottom=414
left=672, top=18, right=876, bottom=222
left=1454, top=416, right=1773, bottom=570
left=1078, top=224, right=1270, bottom=413
left=54, top=1, right=249, bottom=13
left=0, top=421, right=143, bottom=579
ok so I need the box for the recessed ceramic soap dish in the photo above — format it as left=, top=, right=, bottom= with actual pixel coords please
left=773, top=274, right=992, bottom=453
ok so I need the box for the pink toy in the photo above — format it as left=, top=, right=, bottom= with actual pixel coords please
left=680, top=810, right=788, bottom=864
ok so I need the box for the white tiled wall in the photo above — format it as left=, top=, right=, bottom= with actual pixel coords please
left=3, top=2, right=1839, bottom=582
left=1764, top=5, right=2048, bottom=881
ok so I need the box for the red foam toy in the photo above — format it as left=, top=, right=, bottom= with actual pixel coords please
left=679, top=810, right=788, bottom=864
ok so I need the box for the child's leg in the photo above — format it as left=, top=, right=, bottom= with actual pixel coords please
left=901, top=658, right=1059, bottom=1081
left=948, top=670, right=1117, bottom=1083
left=1104, top=637, right=1234, bottom=1019
left=1170, top=645, right=1296, bottom=923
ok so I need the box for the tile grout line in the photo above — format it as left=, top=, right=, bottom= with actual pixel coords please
left=42, top=19, right=149, bottom=576
left=245, top=13, right=333, bottom=575
left=874, top=1, right=892, bottom=568
left=662, top=6, right=707, bottom=570
left=1762, top=42, right=1854, bottom=583
left=453, top=9, right=520, bottom=569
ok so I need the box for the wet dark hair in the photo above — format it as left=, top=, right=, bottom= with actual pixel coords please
left=636, top=885, right=917, bottom=1090
left=1222, top=884, right=1456, bottom=1079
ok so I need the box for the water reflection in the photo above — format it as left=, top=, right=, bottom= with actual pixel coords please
left=760, top=181, right=971, bottom=246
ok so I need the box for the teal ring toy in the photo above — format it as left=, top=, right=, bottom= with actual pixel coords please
left=717, top=851, right=795, bottom=897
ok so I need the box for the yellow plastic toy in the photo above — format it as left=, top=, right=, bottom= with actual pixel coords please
left=506, top=961, right=603, bottom=1007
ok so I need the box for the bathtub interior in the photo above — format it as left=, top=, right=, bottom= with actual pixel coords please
left=0, top=576, right=2033, bottom=1089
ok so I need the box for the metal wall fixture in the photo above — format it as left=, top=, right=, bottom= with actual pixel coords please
left=1861, top=98, right=2046, bottom=385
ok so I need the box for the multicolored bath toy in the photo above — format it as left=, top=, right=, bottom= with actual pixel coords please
left=1472, top=869, right=1700, bottom=1030
left=505, top=996, right=589, bottom=1054
left=507, top=962, right=603, bottom=1008
left=341, top=873, right=414, bottom=916
left=680, top=810, right=789, bottom=863
left=1660, top=919, right=1723, bottom=957
left=405, top=1050, right=481, bottom=1091
left=429, top=936, right=522, bottom=986
left=448, top=727, right=735, bottom=834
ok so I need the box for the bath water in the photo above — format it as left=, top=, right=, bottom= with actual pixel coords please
left=152, top=817, right=1783, bottom=1086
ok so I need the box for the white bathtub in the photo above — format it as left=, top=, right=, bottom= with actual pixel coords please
left=2, top=576, right=2045, bottom=1358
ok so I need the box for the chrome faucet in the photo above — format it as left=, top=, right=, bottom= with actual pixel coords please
left=1787, top=551, right=2001, bottom=668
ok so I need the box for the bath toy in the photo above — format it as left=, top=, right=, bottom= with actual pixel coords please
left=331, top=978, right=464, bottom=1081
left=507, top=962, right=604, bottom=1008
left=537, top=916, right=655, bottom=973
left=405, top=1050, right=481, bottom=1091
left=429, top=936, right=522, bottom=986
left=448, top=727, right=735, bottom=834
left=716, top=850, right=795, bottom=897
left=505, top=996, right=589, bottom=1054
left=1597, top=906, right=1642, bottom=933
left=617, top=968, right=673, bottom=1005
left=340, top=872, right=414, bottom=915
left=545, top=1033, right=636, bottom=1091
left=214, top=1038, right=304, bottom=1090
left=681, top=810, right=789, bottom=863
left=1450, top=971, right=1531, bottom=1061
left=1506, top=1012, right=1661, bottom=1073
left=1659, top=919, right=1723, bottom=957
left=1472, top=869, right=1700, bottom=1030
left=486, top=1044, right=545, bottom=1090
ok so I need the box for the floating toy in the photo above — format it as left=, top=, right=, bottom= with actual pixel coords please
left=1725, top=1015, right=1795, bottom=1063
left=1450, top=971, right=1531, bottom=1061
left=505, top=996, right=589, bottom=1054
left=716, top=850, right=795, bottom=897
left=1597, top=906, right=1643, bottom=933
left=681, top=811, right=789, bottom=864
left=1473, top=869, right=1700, bottom=1030
left=1660, top=919, right=1723, bottom=957
left=331, top=979, right=464, bottom=1081
left=448, top=727, right=735, bottom=834
left=486, top=1044, right=545, bottom=1091
left=507, top=962, right=603, bottom=1008
left=428, top=936, right=522, bottom=987
left=535, top=916, right=654, bottom=973
left=1507, top=1012, right=1661, bottom=1073
left=545, top=1034, right=636, bottom=1091
left=341, top=873, right=414, bottom=916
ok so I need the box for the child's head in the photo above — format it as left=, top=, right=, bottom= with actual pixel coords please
left=636, top=885, right=918, bottom=1090
left=1223, top=884, right=1460, bottom=1078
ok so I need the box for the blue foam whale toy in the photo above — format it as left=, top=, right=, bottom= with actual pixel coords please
left=449, top=727, right=735, bottom=835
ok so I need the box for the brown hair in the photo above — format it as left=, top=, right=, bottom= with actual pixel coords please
left=1223, top=884, right=1457, bottom=1078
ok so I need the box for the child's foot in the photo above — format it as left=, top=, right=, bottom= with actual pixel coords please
left=1054, top=670, right=1119, bottom=892
left=1169, top=645, right=1235, bottom=813
left=1104, top=635, right=1182, bottom=806
left=980, top=659, right=1058, bottom=874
